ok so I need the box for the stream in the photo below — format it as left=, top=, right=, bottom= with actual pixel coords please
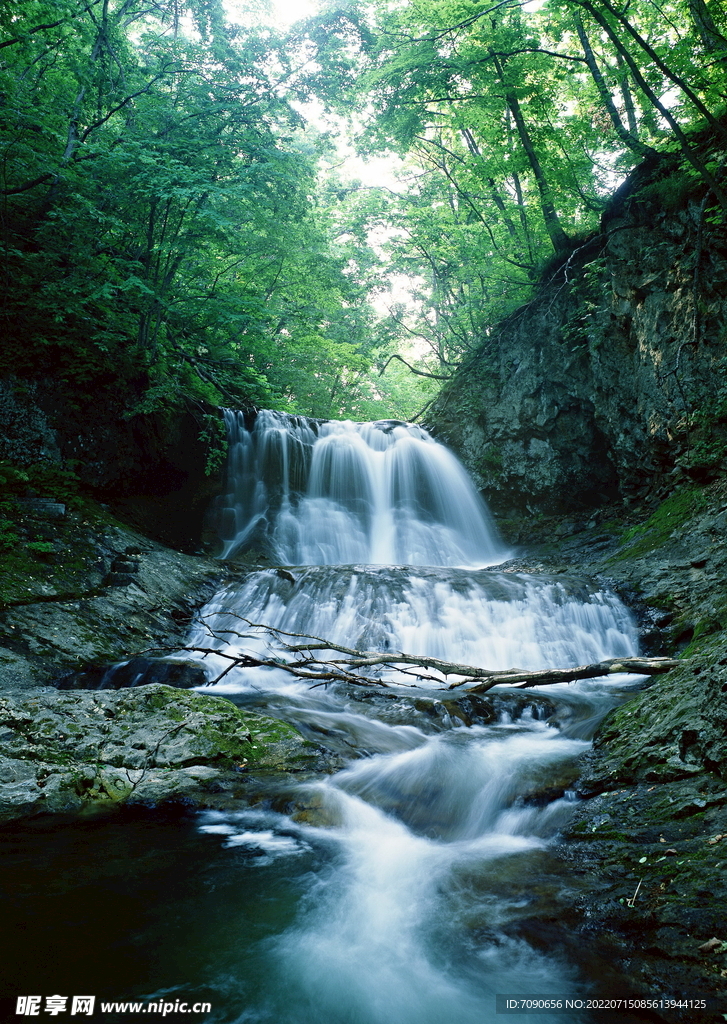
left=1, top=412, right=649, bottom=1022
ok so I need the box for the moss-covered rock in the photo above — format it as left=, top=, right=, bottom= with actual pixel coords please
left=577, top=634, right=727, bottom=792
left=0, top=684, right=337, bottom=822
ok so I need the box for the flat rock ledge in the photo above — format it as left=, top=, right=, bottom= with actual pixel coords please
left=0, top=684, right=335, bottom=822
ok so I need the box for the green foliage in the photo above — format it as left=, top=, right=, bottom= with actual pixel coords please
left=0, top=464, right=30, bottom=491
left=684, top=392, right=727, bottom=472
left=197, top=415, right=228, bottom=477
left=689, top=438, right=727, bottom=471
left=26, top=540, right=55, bottom=557
left=0, top=512, right=20, bottom=555
left=329, top=0, right=727, bottom=383
left=634, top=167, right=703, bottom=212
left=0, top=0, right=408, bottom=424
left=560, top=255, right=607, bottom=351
left=3, top=0, right=727, bottom=430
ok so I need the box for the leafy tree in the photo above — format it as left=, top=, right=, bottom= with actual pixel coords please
left=0, top=0, right=401, bottom=426
left=331, top=0, right=727, bottom=380
left=4, top=0, right=727, bottom=432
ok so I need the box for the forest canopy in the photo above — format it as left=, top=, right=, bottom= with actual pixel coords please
left=1, top=0, right=726, bottom=423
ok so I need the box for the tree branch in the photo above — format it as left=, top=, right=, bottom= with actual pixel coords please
left=379, top=0, right=523, bottom=45
left=449, top=656, right=680, bottom=693
left=379, top=353, right=452, bottom=380
left=0, top=0, right=104, bottom=50
left=183, top=613, right=680, bottom=693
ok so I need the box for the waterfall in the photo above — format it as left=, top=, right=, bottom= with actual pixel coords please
left=0, top=409, right=650, bottom=1023
left=200, top=409, right=635, bottom=697
left=214, top=409, right=506, bottom=566
left=192, top=565, right=636, bottom=698
left=186, top=410, right=642, bottom=1022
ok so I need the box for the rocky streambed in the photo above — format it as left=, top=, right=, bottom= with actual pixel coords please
left=500, top=485, right=727, bottom=1019
left=1, top=486, right=727, bottom=1021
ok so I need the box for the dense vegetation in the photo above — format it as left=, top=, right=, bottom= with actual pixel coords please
left=0, top=0, right=424, bottom=423
left=356, top=0, right=727, bottom=373
left=1, top=0, right=726, bottom=428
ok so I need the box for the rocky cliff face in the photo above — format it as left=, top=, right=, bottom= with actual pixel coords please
left=428, top=154, right=727, bottom=518
left=0, top=377, right=223, bottom=550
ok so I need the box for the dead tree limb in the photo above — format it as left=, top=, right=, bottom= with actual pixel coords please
left=179, top=645, right=392, bottom=689
left=450, top=656, right=680, bottom=693
left=185, top=613, right=680, bottom=692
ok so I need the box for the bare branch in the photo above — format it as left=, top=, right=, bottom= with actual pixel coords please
left=183, top=613, right=680, bottom=693
left=449, top=657, right=680, bottom=693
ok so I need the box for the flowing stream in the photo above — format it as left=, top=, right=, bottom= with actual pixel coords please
left=0, top=411, right=645, bottom=1022
left=184, top=411, right=642, bottom=1022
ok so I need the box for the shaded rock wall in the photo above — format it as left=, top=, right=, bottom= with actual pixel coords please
left=428, top=157, right=727, bottom=516
left=1, top=376, right=224, bottom=550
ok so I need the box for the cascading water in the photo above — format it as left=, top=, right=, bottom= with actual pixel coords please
left=214, top=409, right=505, bottom=566
left=178, top=410, right=646, bottom=1023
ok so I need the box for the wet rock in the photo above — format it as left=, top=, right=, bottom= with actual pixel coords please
left=577, top=633, right=727, bottom=793
left=20, top=499, right=66, bottom=519
left=346, top=687, right=559, bottom=733
left=561, top=772, right=727, bottom=1022
left=103, top=550, right=143, bottom=586
left=104, top=572, right=138, bottom=587
left=0, top=685, right=335, bottom=822
left=496, top=484, right=727, bottom=1021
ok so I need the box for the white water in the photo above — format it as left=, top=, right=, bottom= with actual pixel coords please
left=192, top=410, right=643, bottom=1023
left=215, top=409, right=505, bottom=566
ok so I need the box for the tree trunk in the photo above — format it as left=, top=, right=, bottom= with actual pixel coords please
left=491, top=55, right=570, bottom=253
left=688, top=0, right=727, bottom=54
left=579, top=0, right=727, bottom=144
left=577, top=0, right=727, bottom=210
left=573, top=12, right=657, bottom=159
left=615, top=52, right=640, bottom=138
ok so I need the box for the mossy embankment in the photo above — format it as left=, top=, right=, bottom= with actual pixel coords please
left=560, top=638, right=727, bottom=1021
left=0, top=490, right=340, bottom=821
left=498, top=481, right=727, bottom=1020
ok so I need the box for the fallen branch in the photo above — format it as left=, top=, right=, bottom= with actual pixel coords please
left=448, top=656, right=680, bottom=693
left=183, top=613, right=680, bottom=693
left=177, top=645, right=392, bottom=689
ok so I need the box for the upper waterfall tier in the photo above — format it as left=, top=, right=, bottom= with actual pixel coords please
left=215, top=410, right=506, bottom=567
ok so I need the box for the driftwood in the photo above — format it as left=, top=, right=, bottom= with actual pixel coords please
left=182, top=613, right=680, bottom=693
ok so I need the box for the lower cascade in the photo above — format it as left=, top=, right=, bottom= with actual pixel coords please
left=177, top=411, right=645, bottom=1022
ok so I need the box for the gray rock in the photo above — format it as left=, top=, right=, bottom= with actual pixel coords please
left=0, top=512, right=223, bottom=697
left=428, top=202, right=727, bottom=515
left=57, top=656, right=209, bottom=690
left=0, top=684, right=336, bottom=821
